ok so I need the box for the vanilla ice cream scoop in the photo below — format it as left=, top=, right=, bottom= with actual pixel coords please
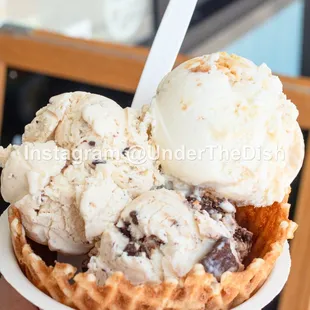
left=88, top=189, right=252, bottom=284
left=1, top=92, right=163, bottom=254
left=12, top=163, right=130, bottom=255
left=152, top=52, right=304, bottom=206
left=23, top=92, right=163, bottom=197
left=55, top=92, right=127, bottom=151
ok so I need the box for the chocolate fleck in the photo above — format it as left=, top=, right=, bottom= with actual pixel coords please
left=234, top=227, right=253, bottom=261
left=186, top=195, right=199, bottom=205
left=88, top=141, right=96, bottom=147
left=200, top=196, right=225, bottom=216
left=170, top=219, right=178, bottom=227
left=124, top=242, right=139, bottom=256
left=156, top=185, right=165, bottom=190
left=200, top=237, right=239, bottom=280
left=122, top=147, right=130, bottom=156
left=234, top=227, right=253, bottom=243
left=92, top=160, right=107, bottom=165
left=130, top=211, right=139, bottom=225
left=118, top=222, right=131, bottom=239
left=139, top=235, right=164, bottom=259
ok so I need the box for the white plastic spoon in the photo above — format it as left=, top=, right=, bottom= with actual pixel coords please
left=131, top=0, right=198, bottom=109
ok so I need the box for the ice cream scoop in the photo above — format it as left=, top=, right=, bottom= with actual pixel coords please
left=0, top=92, right=163, bottom=254
left=152, top=52, right=304, bottom=206
left=11, top=162, right=131, bottom=254
left=88, top=189, right=252, bottom=284
left=24, top=92, right=164, bottom=197
left=0, top=48, right=300, bottom=309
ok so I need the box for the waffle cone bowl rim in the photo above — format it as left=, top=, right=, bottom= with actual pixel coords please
left=3, top=198, right=297, bottom=310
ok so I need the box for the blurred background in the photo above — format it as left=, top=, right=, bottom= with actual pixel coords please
left=0, top=1, right=309, bottom=309
left=0, top=0, right=307, bottom=145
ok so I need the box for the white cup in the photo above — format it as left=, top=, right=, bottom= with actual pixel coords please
left=0, top=209, right=291, bottom=310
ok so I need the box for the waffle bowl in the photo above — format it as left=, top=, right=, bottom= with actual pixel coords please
left=7, top=198, right=297, bottom=310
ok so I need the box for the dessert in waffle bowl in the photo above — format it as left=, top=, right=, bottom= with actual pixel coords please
left=8, top=197, right=296, bottom=310
left=1, top=53, right=304, bottom=309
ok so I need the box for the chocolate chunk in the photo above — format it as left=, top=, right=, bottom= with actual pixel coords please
left=88, top=141, right=96, bottom=147
left=124, top=242, right=139, bottom=256
left=187, top=195, right=225, bottom=218
left=156, top=185, right=165, bottom=190
left=200, top=196, right=225, bottom=216
left=122, top=147, right=130, bottom=156
left=118, top=222, right=132, bottom=239
left=130, top=211, right=139, bottom=225
left=92, top=160, right=107, bottom=165
left=234, top=227, right=253, bottom=261
left=139, top=235, right=164, bottom=259
left=234, top=227, right=253, bottom=244
left=200, top=237, right=239, bottom=280
left=186, top=195, right=199, bottom=204
left=139, top=245, right=152, bottom=259
left=119, top=221, right=165, bottom=259
left=201, top=196, right=216, bottom=211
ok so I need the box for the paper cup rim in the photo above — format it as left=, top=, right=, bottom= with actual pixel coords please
left=0, top=209, right=291, bottom=310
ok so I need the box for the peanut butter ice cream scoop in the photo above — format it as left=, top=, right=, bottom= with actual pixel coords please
left=152, top=52, right=304, bottom=206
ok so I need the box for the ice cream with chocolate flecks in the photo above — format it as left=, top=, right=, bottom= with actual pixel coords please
left=88, top=189, right=252, bottom=284
left=1, top=52, right=304, bottom=288
left=0, top=92, right=163, bottom=255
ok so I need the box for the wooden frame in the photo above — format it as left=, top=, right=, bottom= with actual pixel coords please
left=279, top=0, right=310, bottom=308
left=0, top=61, right=6, bottom=133
left=279, top=137, right=310, bottom=310
left=0, top=29, right=188, bottom=93
left=0, top=29, right=309, bottom=124
left=0, top=28, right=310, bottom=309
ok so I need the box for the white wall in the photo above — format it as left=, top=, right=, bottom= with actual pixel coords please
left=225, top=0, right=305, bottom=76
